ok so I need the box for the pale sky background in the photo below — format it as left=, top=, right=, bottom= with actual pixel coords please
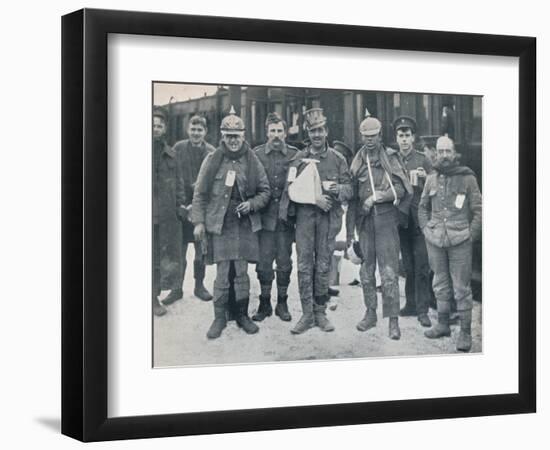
left=153, top=83, right=218, bottom=106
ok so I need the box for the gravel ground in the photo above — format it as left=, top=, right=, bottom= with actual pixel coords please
left=153, top=252, right=482, bottom=367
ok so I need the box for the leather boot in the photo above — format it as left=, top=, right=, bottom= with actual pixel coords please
left=193, top=261, right=213, bottom=301
left=291, top=297, right=315, bottom=335
left=399, top=303, right=417, bottom=317
left=389, top=317, right=401, bottom=340
left=328, top=287, right=340, bottom=297
left=417, top=313, right=432, bottom=327
left=313, top=297, right=335, bottom=332
left=456, top=310, right=473, bottom=352
left=235, top=298, right=259, bottom=334
left=275, top=295, right=292, bottom=321
left=424, top=313, right=451, bottom=339
left=252, top=295, right=273, bottom=321
left=153, top=296, right=167, bottom=316
left=163, top=288, right=183, bottom=305
left=356, top=308, right=377, bottom=332
left=206, top=298, right=227, bottom=339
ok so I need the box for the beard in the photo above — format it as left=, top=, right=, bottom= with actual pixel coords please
left=269, top=137, right=284, bottom=148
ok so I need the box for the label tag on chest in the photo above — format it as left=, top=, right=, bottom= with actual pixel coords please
left=455, top=194, right=466, bottom=209
left=287, top=166, right=297, bottom=182
left=225, top=170, right=236, bottom=187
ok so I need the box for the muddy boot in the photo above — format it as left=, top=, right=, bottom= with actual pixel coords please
left=275, top=295, right=292, bottom=322
left=449, top=312, right=460, bottom=326
left=207, top=298, right=227, bottom=339
left=424, top=313, right=451, bottom=339
left=153, top=296, right=167, bottom=316
left=328, top=287, right=340, bottom=297
left=399, top=303, right=417, bottom=317
left=252, top=294, right=273, bottom=321
left=193, top=261, right=213, bottom=301
left=417, top=313, right=432, bottom=328
left=314, top=297, right=335, bottom=332
left=389, top=317, right=401, bottom=340
left=291, top=297, right=315, bottom=335
left=356, top=308, right=377, bottom=332
left=163, top=288, right=183, bottom=305
left=235, top=298, right=259, bottom=334
left=456, top=310, right=473, bottom=352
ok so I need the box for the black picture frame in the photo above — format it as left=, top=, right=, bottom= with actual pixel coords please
left=61, top=8, right=536, bottom=442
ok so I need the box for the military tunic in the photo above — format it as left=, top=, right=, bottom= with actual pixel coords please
left=418, top=165, right=482, bottom=313
left=254, top=142, right=299, bottom=291
left=282, top=145, right=353, bottom=304
left=397, top=148, right=433, bottom=315
left=348, top=146, right=406, bottom=318
left=173, top=139, right=216, bottom=286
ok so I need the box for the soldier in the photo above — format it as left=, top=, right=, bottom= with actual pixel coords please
left=347, top=116, right=412, bottom=340
left=393, top=116, right=433, bottom=328
left=281, top=108, right=353, bottom=334
left=419, top=136, right=482, bottom=352
left=152, top=108, right=183, bottom=316
left=192, top=107, right=271, bottom=339
left=165, top=115, right=216, bottom=305
left=252, top=113, right=299, bottom=322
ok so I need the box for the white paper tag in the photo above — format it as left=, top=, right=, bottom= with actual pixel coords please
left=287, top=166, right=297, bottom=182
left=225, top=170, right=236, bottom=187
left=455, top=193, right=465, bottom=209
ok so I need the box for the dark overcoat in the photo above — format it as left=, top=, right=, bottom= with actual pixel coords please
left=153, top=139, right=183, bottom=289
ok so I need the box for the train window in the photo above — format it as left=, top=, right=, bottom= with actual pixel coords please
left=393, top=93, right=400, bottom=109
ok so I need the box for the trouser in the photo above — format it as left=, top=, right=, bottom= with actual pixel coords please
left=182, top=240, right=206, bottom=282
left=399, top=225, right=431, bottom=314
left=358, top=209, right=401, bottom=318
left=426, top=239, right=473, bottom=313
left=256, top=228, right=293, bottom=296
left=213, top=260, right=249, bottom=302
left=295, top=206, right=334, bottom=304
left=153, top=224, right=161, bottom=297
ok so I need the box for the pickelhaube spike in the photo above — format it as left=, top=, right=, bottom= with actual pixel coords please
left=220, top=105, right=245, bottom=134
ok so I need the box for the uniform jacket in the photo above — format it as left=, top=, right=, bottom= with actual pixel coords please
left=173, top=139, right=216, bottom=207
left=397, top=148, right=433, bottom=229
left=253, top=142, right=299, bottom=232
left=346, top=146, right=408, bottom=241
left=153, top=139, right=183, bottom=285
left=279, top=144, right=353, bottom=240
left=191, top=143, right=271, bottom=235
left=418, top=167, right=482, bottom=248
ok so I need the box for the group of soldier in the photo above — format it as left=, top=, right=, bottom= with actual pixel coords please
left=152, top=103, right=482, bottom=353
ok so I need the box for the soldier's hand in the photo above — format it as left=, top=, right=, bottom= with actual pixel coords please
left=316, top=194, right=333, bottom=212
left=177, top=205, right=189, bottom=220
left=236, top=201, right=251, bottom=215
left=363, top=196, right=375, bottom=212
left=186, top=204, right=193, bottom=221
left=416, top=167, right=427, bottom=178
left=193, top=223, right=206, bottom=241
left=327, top=182, right=339, bottom=194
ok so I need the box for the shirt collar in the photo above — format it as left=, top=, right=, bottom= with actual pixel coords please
left=307, top=143, right=328, bottom=158
left=265, top=142, right=288, bottom=156
left=401, top=148, right=416, bottom=162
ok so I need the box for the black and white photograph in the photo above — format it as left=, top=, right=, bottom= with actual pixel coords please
left=152, top=82, right=483, bottom=367
left=2, top=0, right=544, bottom=447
